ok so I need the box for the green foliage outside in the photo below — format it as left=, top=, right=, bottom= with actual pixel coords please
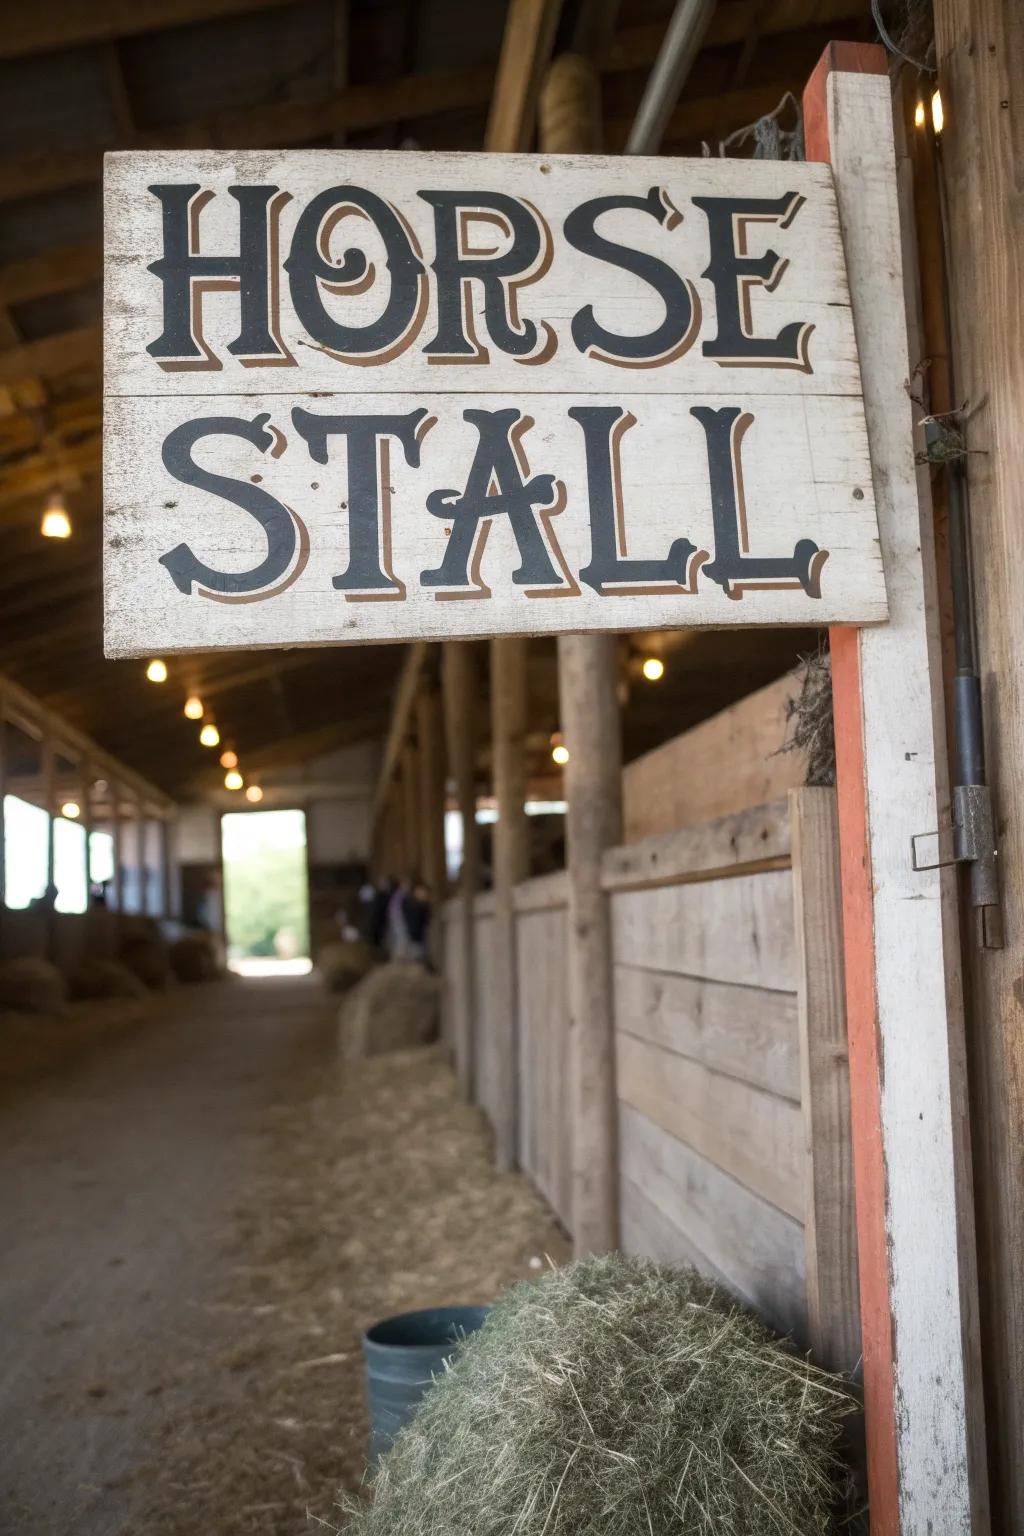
left=223, top=839, right=310, bottom=958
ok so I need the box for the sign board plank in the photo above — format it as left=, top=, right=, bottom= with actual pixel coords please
left=103, top=149, right=887, bottom=654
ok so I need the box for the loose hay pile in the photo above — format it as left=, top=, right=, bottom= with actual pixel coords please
left=0, top=956, right=68, bottom=1015
left=338, top=961, right=440, bottom=1059
left=343, top=1254, right=853, bottom=1536
left=67, top=957, right=147, bottom=1001
left=130, top=1044, right=567, bottom=1535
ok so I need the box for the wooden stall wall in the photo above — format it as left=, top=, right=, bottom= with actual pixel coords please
left=514, top=872, right=571, bottom=1229
left=605, top=791, right=859, bottom=1373
left=470, top=892, right=499, bottom=1126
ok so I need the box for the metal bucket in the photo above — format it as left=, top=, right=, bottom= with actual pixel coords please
left=361, top=1304, right=488, bottom=1459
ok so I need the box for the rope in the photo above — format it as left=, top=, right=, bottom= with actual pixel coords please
left=702, top=90, right=804, bottom=161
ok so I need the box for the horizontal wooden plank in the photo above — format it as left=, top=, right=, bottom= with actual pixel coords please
left=611, top=868, right=796, bottom=991
left=601, top=799, right=791, bottom=892
left=619, top=1105, right=807, bottom=1339
left=616, top=1030, right=804, bottom=1218
left=614, top=963, right=800, bottom=1101
left=513, top=869, right=569, bottom=914
left=621, top=673, right=806, bottom=843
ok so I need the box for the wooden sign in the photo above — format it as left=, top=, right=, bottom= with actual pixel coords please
left=103, top=150, right=886, bottom=655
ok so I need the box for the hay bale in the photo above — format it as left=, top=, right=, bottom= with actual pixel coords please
left=169, top=933, right=222, bottom=984
left=0, top=956, right=68, bottom=1016
left=338, top=961, right=440, bottom=1060
left=67, top=957, right=146, bottom=1001
left=120, top=931, right=171, bottom=990
left=319, top=938, right=378, bottom=994
left=343, top=1254, right=854, bottom=1536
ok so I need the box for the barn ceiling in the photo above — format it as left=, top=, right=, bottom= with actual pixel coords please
left=0, top=0, right=872, bottom=799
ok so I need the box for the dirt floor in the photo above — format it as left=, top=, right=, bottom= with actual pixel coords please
left=0, top=975, right=568, bottom=1535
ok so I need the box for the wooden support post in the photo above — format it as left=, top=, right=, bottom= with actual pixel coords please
left=490, top=636, right=529, bottom=1170
left=804, top=44, right=988, bottom=1534
left=111, top=784, right=123, bottom=914
left=931, top=3, right=1024, bottom=1524
left=443, top=641, right=481, bottom=1099
left=42, top=729, right=55, bottom=894
left=415, top=675, right=447, bottom=902
left=400, top=739, right=419, bottom=880
left=160, top=817, right=173, bottom=919
left=80, top=756, right=94, bottom=899
left=539, top=52, right=622, bottom=1258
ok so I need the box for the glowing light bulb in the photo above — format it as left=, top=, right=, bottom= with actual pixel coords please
left=552, top=743, right=570, bottom=766
left=224, top=769, right=243, bottom=791
left=61, top=801, right=81, bottom=819
left=914, top=100, right=926, bottom=129
left=40, top=492, right=72, bottom=539
left=184, top=695, right=204, bottom=720
left=245, top=785, right=264, bottom=804
left=220, top=749, right=238, bottom=769
left=931, top=89, right=944, bottom=134
left=200, top=722, right=220, bottom=748
left=146, top=658, right=168, bottom=683
left=641, top=656, right=665, bottom=682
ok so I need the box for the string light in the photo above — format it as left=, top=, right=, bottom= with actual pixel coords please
left=145, top=659, right=168, bottom=683
left=61, top=801, right=81, bottom=819
left=199, top=722, right=220, bottom=748
left=40, top=492, right=72, bottom=539
left=219, top=749, right=238, bottom=769
left=224, top=769, right=243, bottom=791
left=245, top=785, right=264, bottom=804
left=914, top=100, right=926, bottom=129
left=641, top=656, right=665, bottom=682
left=552, top=743, right=570, bottom=766
left=931, top=89, right=944, bottom=135
left=183, top=695, right=204, bottom=720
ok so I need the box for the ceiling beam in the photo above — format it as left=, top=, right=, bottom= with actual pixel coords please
left=0, top=0, right=303, bottom=60
left=0, top=3, right=866, bottom=206
left=0, top=326, right=99, bottom=391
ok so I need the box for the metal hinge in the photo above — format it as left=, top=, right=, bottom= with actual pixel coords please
left=912, top=783, right=1003, bottom=949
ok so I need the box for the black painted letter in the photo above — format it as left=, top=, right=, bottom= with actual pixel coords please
left=691, top=192, right=812, bottom=370
left=564, top=187, right=699, bottom=366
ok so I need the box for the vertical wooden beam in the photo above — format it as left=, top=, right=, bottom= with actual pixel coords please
left=415, top=676, right=447, bottom=900
left=790, top=786, right=860, bottom=1376
left=932, top=3, right=1024, bottom=1525
left=485, top=0, right=564, bottom=152
left=400, top=740, right=419, bottom=879
left=80, top=756, right=94, bottom=899
left=111, top=783, right=124, bottom=914
left=42, top=729, right=55, bottom=894
left=804, top=44, right=988, bottom=1535
left=541, top=52, right=622, bottom=1258
left=443, top=641, right=481, bottom=1098
left=160, top=817, right=174, bottom=919
left=490, top=636, right=529, bottom=1170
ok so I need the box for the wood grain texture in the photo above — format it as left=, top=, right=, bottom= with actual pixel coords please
left=619, top=1105, right=807, bottom=1340
left=489, top=637, right=528, bottom=1170
left=621, top=672, right=804, bottom=840
left=559, top=629, right=622, bottom=1255
left=810, top=56, right=985, bottom=1534
left=442, top=641, right=480, bottom=1099
left=615, top=1030, right=804, bottom=1219
left=933, top=3, right=1024, bottom=1527
left=614, top=963, right=800, bottom=1102
left=790, top=787, right=859, bottom=1374
left=602, top=797, right=791, bottom=892
left=611, top=868, right=796, bottom=991
left=515, top=898, right=572, bottom=1227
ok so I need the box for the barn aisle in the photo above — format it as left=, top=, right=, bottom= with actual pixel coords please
left=0, top=977, right=337, bottom=1535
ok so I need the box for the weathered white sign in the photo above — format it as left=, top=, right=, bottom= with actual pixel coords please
left=103, top=150, right=886, bottom=655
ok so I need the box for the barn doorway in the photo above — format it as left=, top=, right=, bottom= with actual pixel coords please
left=221, top=809, right=312, bottom=977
